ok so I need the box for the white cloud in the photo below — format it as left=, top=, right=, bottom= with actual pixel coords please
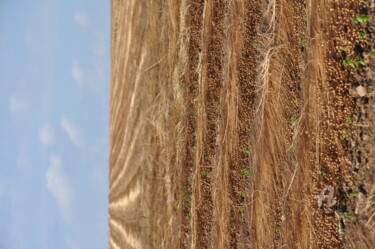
left=39, top=123, right=55, bottom=146
left=74, top=11, right=89, bottom=27
left=46, top=154, right=74, bottom=221
left=61, top=118, right=82, bottom=147
left=9, top=93, right=29, bottom=115
left=71, top=59, right=84, bottom=86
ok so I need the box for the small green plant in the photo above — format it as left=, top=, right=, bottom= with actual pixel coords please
left=236, top=205, right=244, bottom=212
left=173, top=205, right=179, bottom=212
left=344, top=212, right=353, bottom=219
left=307, top=48, right=313, bottom=54
left=293, top=99, right=299, bottom=105
left=291, top=144, right=297, bottom=152
left=357, top=173, right=364, bottom=179
left=299, top=40, right=307, bottom=47
left=274, top=225, right=280, bottom=231
left=352, top=15, right=370, bottom=24
left=343, top=57, right=365, bottom=68
left=251, top=42, right=259, bottom=48
left=356, top=146, right=364, bottom=152
left=241, top=168, right=250, bottom=176
left=346, top=116, right=356, bottom=123
left=243, top=148, right=251, bottom=155
left=319, top=170, right=326, bottom=175
left=342, top=129, right=351, bottom=137
left=371, top=51, right=375, bottom=56
left=200, top=170, right=212, bottom=178
left=241, top=192, right=250, bottom=198
left=303, top=16, right=308, bottom=21
left=349, top=192, right=358, bottom=197
left=340, top=47, right=348, bottom=52
left=359, top=32, right=367, bottom=37
left=290, top=116, right=297, bottom=125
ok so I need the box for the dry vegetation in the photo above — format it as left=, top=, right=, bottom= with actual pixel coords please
left=108, top=0, right=374, bottom=248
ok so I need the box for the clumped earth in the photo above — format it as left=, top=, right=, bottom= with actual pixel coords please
left=108, top=0, right=374, bottom=248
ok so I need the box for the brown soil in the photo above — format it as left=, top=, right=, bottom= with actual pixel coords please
left=108, top=0, right=374, bottom=248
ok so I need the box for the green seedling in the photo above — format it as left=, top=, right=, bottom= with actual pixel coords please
left=173, top=205, right=179, bottom=212
left=319, top=170, right=326, bottom=175
left=299, top=40, right=307, bottom=47
left=303, top=16, right=308, bottom=21
left=343, top=57, right=365, bottom=68
left=346, top=116, right=356, bottom=123
left=350, top=192, right=358, bottom=197
left=243, top=148, right=251, bottom=155
left=241, top=168, right=250, bottom=176
left=200, top=170, right=212, bottom=178
left=291, top=144, right=297, bottom=152
left=290, top=116, right=297, bottom=125
left=371, top=51, right=375, bottom=56
left=359, top=32, right=367, bottom=37
left=241, top=192, right=250, bottom=198
left=356, top=146, right=364, bottom=152
left=357, top=173, right=364, bottom=179
left=307, top=48, right=313, bottom=53
left=352, top=15, right=370, bottom=24
left=251, top=42, right=259, bottom=48
left=340, top=47, right=348, bottom=52
left=293, top=99, right=299, bottom=105
left=342, top=129, right=351, bottom=137
left=236, top=205, right=244, bottom=212
left=344, top=212, right=353, bottom=219
left=274, top=225, right=280, bottom=231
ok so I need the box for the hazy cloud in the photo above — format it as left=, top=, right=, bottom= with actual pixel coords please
left=74, top=11, right=89, bottom=27
left=39, top=123, right=55, bottom=146
left=71, top=59, right=84, bottom=86
left=61, top=118, right=82, bottom=147
left=46, top=154, right=73, bottom=221
left=9, top=93, right=29, bottom=115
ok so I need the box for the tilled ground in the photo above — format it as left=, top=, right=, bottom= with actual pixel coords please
left=109, top=0, right=374, bottom=248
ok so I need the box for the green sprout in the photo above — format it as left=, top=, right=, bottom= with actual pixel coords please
left=172, top=205, right=179, bottom=212
left=290, top=116, right=297, bottom=125
left=307, top=48, right=313, bottom=54
left=274, top=225, right=280, bottom=231
left=356, top=146, right=364, bottom=152
left=343, top=57, right=366, bottom=68
left=303, top=16, right=308, bottom=21
left=350, top=192, right=358, bottom=197
left=357, top=173, right=364, bottom=179
left=319, top=170, right=326, bottom=175
left=293, top=99, right=299, bottom=105
left=241, top=192, right=250, bottom=198
left=344, top=212, right=353, bottom=219
left=346, top=116, right=356, bottom=123
left=352, top=15, right=370, bottom=24
left=251, top=42, right=259, bottom=48
left=243, top=148, right=251, bottom=155
left=342, top=129, right=351, bottom=137
left=291, top=144, right=296, bottom=152
left=236, top=205, right=244, bottom=212
left=340, top=47, right=348, bottom=52
left=359, top=32, right=367, bottom=37
left=200, top=170, right=212, bottom=178
left=241, top=168, right=250, bottom=176
left=299, top=40, right=307, bottom=47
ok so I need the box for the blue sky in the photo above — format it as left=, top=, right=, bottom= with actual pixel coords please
left=0, top=1, right=110, bottom=248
